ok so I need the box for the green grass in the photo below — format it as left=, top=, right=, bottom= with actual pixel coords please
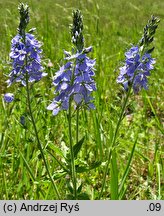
left=0, top=0, right=163, bottom=200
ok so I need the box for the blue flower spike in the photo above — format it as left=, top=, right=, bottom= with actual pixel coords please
left=47, top=10, right=96, bottom=115
left=7, top=3, right=46, bottom=87
left=117, top=15, right=160, bottom=93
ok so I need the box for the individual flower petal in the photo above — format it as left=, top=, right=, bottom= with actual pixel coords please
left=83, top=46, right=92, bottom=53
left=53, top=107, right=60, bottom=115
left=47, top=102, right=58, bottom=110
left=88, top=102, right=95, bottom=109
left=74, top=94, right=83, bottom=104
left=60, top=82, right=68, bottom=90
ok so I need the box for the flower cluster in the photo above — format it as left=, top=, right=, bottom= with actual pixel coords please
left=7, top=33, right=46, bottom=86
left=117, top=46, right=156, bottom=93
left=47, top=47, right=96, bottom=115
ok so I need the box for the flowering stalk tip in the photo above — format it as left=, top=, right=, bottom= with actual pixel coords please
left=18, top=3, right=29, bottom=36
left=7, top=3, right=46, bottom=87
left=70, top=9, right=84, bottom=51
left=139, top=15, right=160, bottom=53
left=117, top=15, right=160, bottom=93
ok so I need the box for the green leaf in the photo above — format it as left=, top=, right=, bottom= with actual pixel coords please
left=19, top=151, right=35, bottom=181
left=118, top=136, right=137, bottom=199
left=76, top=161, right=101, bottom=173
left=66, top=194, right=75, bottom=200
left=52, top=171, right=67, bottom=180
left=77, top=192, right=90, bottom=200
left=77, top=183, right=83, bottom=194
left=19, top=151, right=45, bottom=198
left=110, top=149, right=118, bottom=200
left=47, top=142, right=65, bottom=158
left=73, top=136, right=85, bottom=158
left=66, top=136, right=85, bottom=161
left=92, top=112, right=103, bottom=159
left=156, top=163, right=161, bottom=199
left=66, top=192, right=90, bottom=200
left=146, top=94, right=164, bottom=135
left=66, top=181, right=74, bottom=194
left=46, top=149, right=69, bottom=173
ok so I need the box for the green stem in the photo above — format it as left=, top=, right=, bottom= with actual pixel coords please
left=23, top=35, right=60, bottom=199
left=68, top=99, right=77, bottom=199
left=76, top=108, right=79, bottom=145
left=25, top=77, right=60, bottom=199
left=99, top=80, right=134, bottom=199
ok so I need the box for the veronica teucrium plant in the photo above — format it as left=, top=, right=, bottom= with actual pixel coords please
left=117, top=15, right=160, bottom=93
left=47, top=10, right=97, bottom=199
left=99, top=15, right=160, bottom=199
left=47, top=12, right=96, bottom=115
left=7, top=5, right=46, bottom=87
left=6, top=3, right=60, bottom=199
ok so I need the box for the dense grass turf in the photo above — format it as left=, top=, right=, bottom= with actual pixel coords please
left=0, top=0, right=163, bottom=199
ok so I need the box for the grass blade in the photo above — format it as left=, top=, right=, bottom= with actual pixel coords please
left=146, top=94, right=164, bottom=135
left=110, top=149, right=118, bottom=199
left=19, top=151, right=45, bottom=198
left=118, top=136, right=138, bottom=199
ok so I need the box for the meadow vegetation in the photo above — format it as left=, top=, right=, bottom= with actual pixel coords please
left=0, top=0, right=163, bottom=199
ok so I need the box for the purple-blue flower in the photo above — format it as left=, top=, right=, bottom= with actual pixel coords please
left=4, top=93, right=14, bottom=103
left=47, top=47, right=96, bottom=115
left=7, top=33, right=46, bottom=86
left=117, top=46, right=155, bottom=93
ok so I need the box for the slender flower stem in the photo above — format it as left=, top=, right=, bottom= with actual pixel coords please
left=76, top=108, right=79, bottom=145
left=25, top=77, right=60, bottom=199
left=99, top=17, right=159, bottom=197
left=99, top=80, right=134, bottom=199
left=23, top=34, right=60, bottom=199
left=68, top=98, right=77, bottom=199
